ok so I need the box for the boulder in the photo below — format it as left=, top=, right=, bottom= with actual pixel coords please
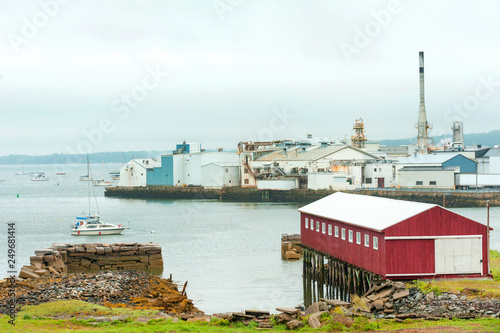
left=245, top=310, right=269, bottom=316
left=392, top=289, right=409, bottom=300
left=305, top=301, right=327, bottom=315
left=286, top=319, right=305, bottom=330
left=276, top=307, right=300, bottom=315
left=19, top=266, right=40, bottom=279
left=307, top=312, right=324, bottom=329
left=275, top=312, right=294, bottom=323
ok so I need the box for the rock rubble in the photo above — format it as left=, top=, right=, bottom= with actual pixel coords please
left=0, top=270, right=198, bottom=315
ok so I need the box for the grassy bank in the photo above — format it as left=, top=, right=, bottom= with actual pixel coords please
left=1, top=301, right=499, bottom=332
left=1, top=250, right=499, bottom=332
left=414, top=249, right=500, bottom=299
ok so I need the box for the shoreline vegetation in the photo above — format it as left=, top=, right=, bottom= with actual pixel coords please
left=106, top=186, right=500, bottom=207
left=1, top=250, right=499, bottom=332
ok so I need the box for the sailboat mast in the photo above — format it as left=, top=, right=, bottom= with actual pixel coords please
left=87, top=157, right=91, bottom=216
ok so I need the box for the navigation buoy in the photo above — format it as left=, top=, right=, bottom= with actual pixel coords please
left=99, top=231, right=101, bottom=235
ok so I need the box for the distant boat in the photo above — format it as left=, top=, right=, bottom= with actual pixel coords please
left=31, top=173, right=49, bottom=181
left=0, top=179, right=6, bottom=183
left=79, top=174, right=92, bottom=181
left=109, top=170, right=120, bottom=180
left=94, top=179, right=112, bottom=187
left=16, top=171, right=38, bottom=176
left=56, top=171, right=66, bottom=175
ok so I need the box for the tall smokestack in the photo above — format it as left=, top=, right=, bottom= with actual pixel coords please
left=416, top=51, right=431, bottom=154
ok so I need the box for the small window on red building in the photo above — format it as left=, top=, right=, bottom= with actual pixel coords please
left=373, top=237, right=378, bottom=250
left=322, top=222, right=326, bottom=234
left=341, top=228, right=345, bottom=240
left=328, top=225, right=332, bottom=236
left=305, top=218, right=308, bottom=229
left=364, top=234, right=370, bottom=247
left=335, top=226, right=339, bottom=237
left=356, top=232, right=361, bottom=244
left=348, top=230, right=353, bottom=243
left=316, top=221, right=320, bottom=232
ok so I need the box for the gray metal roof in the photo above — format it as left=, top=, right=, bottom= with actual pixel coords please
left=395, top=153, right=465, bottom=165
left=485, top=147, right=500, bottom=157
left=398, top=166, right=459, bottom=172
left=256, top=144, right=381, bottom=162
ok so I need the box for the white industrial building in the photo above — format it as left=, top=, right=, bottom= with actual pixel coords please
left=395, top=153, right=477, bottom=189
left=201, top=162, right=239, bottom=188
left=238, top=139, right=394, bottom=190
left=118, top=158, right=161, bottom=187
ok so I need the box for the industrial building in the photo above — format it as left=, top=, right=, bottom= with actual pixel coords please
left=119, top=142, right=239, bottom=188
left=299, top=192, right=491, bottom=280
left=395, top=153, right=477, bottom=189
left=118, top=158, right=161, bottom=187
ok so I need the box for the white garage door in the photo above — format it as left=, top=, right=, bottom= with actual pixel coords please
left=435, top=237, right=482, bottom=274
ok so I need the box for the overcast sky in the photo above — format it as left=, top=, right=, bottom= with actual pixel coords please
left=1, top=0, right=499, bottom=156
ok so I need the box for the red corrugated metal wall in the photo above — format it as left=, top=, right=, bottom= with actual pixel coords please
left=301, top=206, right=490, bottom=278
left=385, top=239, right=435, bottom=275
left=385, top=207, right=489, bottom=276
left=300, top=213, right=386, bottom=276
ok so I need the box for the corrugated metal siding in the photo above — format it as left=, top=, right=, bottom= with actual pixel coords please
left=385, top=239, right=434, bottom=275
left=301, top=213, right=386, bottom=276
left=385, top=207, right=489, bottom=277
left=443, top=155, right=477, bottom=173
left=302, top=205, right=489, bottom=278
left=146, top=156, right=173, bottom=185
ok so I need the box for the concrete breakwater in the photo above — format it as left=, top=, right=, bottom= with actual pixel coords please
left=18, top=242, right=163, bottom=280
left=105, top=186, right=500, bottom=207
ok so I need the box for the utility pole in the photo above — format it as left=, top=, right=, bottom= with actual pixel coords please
left=487, top=200, right=490, bottom=275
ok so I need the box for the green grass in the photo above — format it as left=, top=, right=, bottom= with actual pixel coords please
left=377, top=318, right=500, bottom=332
left=19, top=300, right=159, bottom=319
left=3, top=312, right=500, bottom=332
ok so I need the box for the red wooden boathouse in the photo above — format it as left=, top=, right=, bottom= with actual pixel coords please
left=299, top=192, right=492, bottom=280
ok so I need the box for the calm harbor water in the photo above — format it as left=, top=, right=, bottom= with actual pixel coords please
left=0, top=163, right=499, bottom=313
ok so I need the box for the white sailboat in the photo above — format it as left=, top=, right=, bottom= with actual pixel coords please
left=71, top=159, right=128, bottom=236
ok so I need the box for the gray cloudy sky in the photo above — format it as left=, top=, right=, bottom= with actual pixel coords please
left=1, top=0, right=499, bottom=156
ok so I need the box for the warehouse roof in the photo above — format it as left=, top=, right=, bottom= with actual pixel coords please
left=298, top=192, right=437, bottom=232
left=257, top=144, right=381, bottom=162
left=395, top=153, right=465, bottom=165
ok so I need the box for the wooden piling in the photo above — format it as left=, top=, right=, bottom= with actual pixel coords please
left=301, top=246, right=381, bottom=305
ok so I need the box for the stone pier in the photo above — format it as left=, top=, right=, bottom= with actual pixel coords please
left=19, top=242, right=163, bottom=280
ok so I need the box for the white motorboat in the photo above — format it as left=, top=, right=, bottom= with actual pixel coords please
left=0, top=179, right=6, bottom=183
left=72, top=214, right=128, bottom=236
left=31, top=173, right=49, bottom=181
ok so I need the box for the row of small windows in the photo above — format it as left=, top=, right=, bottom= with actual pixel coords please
left=416, top=180, right=437, bottom=186
left=304, top=218, right=378, bottom=250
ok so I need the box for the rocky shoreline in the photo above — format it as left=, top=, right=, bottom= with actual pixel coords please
left=1, top=272, right=499, bottom=329
left=0, top=270, right=198, bottom=316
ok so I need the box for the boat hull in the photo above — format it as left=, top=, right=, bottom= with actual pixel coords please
left=71, top=228, right=126, bottom=236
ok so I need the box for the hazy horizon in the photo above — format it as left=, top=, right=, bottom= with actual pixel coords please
left=1, top=0, right=499, bottom=156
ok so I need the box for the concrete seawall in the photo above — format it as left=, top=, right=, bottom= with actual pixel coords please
left=105, top=186, right=500, bottom=207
